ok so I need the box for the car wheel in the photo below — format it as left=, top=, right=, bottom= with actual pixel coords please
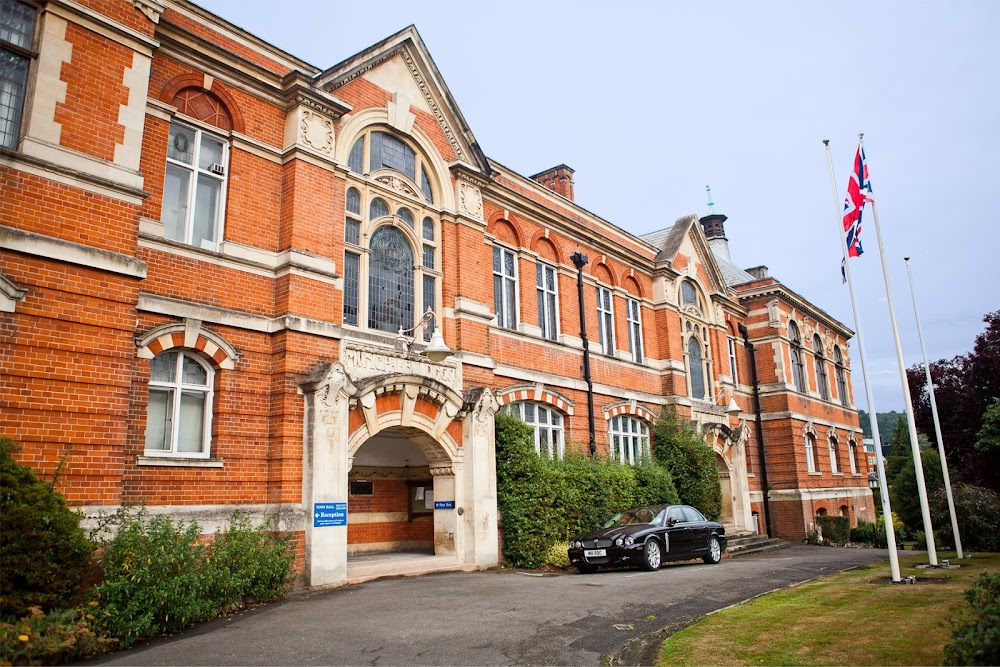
left=703, top=536, right=722, bottom=564
left=576, top=563, right=598, bottom=574
left=641, top=538, right=662, bottom=571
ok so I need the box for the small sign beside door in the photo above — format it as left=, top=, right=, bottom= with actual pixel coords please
left=434, top=500, right=455, bottom=510
left=313, top=502, right=347, bottom=527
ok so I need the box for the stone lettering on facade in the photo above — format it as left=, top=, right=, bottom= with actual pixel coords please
left=342, top=344, right=460, bottom=393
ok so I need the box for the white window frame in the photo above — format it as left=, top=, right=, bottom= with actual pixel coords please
left=0, top=0, right=37, bottom=150
left=536, top=261, right=559, bottom=341
left=597, top=285, right=615, bottom=355
left=626, top=297, right=643, bottom=363
left=508, top=401, right=564, bottom=459
left=848, top=439, right=858, bottom=475
left=609, top=415, right=650, bottom=465
left=829, top=436, right=840, bottom=474
left=728, top=337, right=739, bottom=385
left=493, top=245, right=519, bottom=330
left=161, top=120, right=229, bottom=251
left=814, top=335, right=829, bottom=401
left=804, top=433, right=817, bottom=473
left=145, top=350, right=214, bottom=458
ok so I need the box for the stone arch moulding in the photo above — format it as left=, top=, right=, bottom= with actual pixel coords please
left=159, top=73, right=245, bottom=134
left=529, top=230, right=563, bottom=265
left=497, top=384, right=575, bottom=416
left=336, top=107, right=456, bottom=211
left=346, top=374, right=466, bottom=465
left=136, top=319, right=240, bottom=369
left=603, top=400, right=656, bottom=424
left=623, top=274, right=644, bottom=298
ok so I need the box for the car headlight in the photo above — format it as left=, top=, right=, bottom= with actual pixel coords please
left=625, top=536, right=635, bottom=545
left=615, top=537, right=624, bottom=547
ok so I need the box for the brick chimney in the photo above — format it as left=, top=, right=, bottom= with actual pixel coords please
left=746, top=265, right=770, bottom=280
left=699, top=213, right=731, bottom=263
left=530, top=164, right=575, bottom=201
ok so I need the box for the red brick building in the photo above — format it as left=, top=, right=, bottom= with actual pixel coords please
left=0, top=0, right=872, bottom=587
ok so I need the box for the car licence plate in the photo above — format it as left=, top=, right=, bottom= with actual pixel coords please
left=584, top=548, right=606, bottom=558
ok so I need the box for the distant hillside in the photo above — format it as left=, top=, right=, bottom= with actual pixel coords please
left=858, top=410, right=931, bottom=448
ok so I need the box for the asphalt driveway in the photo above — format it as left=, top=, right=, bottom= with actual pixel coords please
left=86, top=545, right=890, bottom=666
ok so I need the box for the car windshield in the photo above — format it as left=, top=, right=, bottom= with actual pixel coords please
left=603, top=507, right=664, bottom=528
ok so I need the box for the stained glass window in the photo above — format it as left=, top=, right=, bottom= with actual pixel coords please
left=367, top=226, right=414, bottom=333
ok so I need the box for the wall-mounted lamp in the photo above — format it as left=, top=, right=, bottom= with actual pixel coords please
left=397, top=307, right=454, bottom=362
left=714, top=387, right=742, bottom=416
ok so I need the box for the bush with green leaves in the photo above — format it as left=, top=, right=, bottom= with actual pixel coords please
left=850, top=519, right=875, bottom=545
left=495, top=413, right=680, bottom=568
left=931, top=483, right=1000, bottom=553
left=890, top=448, right=944, bottom=534
left=945, top=571, right=1000, bottom=665
left=815, top=515, right=850, bottom=544
left=651, top=407, right=722, bottom=520
left=545, top=542, right=570, bottom=569
left=0, top=437, right=93, bottom=618
left=0, top=604, right=116, bottom=665
left=90, top=508, right=294, bottom=647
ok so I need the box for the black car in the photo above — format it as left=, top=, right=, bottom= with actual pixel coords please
left=567, top=504, right=726, bottom=573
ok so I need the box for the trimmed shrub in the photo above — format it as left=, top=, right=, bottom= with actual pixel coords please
left=651, top=408, right=722, bottom=520
left=495, top=413, right=680, bottom=568
left=945, top=572, right=1000, bottom=665
left=815, top=515, right=850, bottom=544
left=203, top=511, right=295, bottom=608
left=0, top=437, right=93, bottom=617
left=850, top=520, right=875, bottom=545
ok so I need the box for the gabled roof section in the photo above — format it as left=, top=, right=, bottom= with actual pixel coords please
left=314, top=25, right=491, bottom=177
left=643, top=215, right=729, bottom=295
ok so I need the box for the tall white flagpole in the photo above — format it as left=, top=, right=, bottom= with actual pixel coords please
left=904, top=256, right=963, bottom=558
left=860, top=134, right=938, bottom=566
left=823, top=139, right=900, bottom=581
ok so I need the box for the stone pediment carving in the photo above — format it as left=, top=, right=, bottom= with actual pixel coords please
left=457, top=181, right=483, bottom=220
left=375, top=174, right=420, bottom=199
left=300, top=109, right=334, bottom=154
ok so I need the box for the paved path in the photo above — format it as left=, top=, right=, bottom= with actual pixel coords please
left=86, top=545, right=890, bottom=666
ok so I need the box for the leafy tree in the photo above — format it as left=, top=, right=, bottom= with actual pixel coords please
left=885, top=416, right=913, bottom=483
left=651, top=407, right=722, bottom=520
left=975, top=401, right=1000, bottom=456
left=907, top=311, right=1000, bottom=491
left=889, top=448, right=944, bottom=534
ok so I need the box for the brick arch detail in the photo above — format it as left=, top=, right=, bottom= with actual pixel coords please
left=529, top=231, right=563, bottom=265
left=497, top=384, right=575, bottom=416
left=623, top=275, right=644, bottom=298
left=603, top=400, right=656, bottom=424
left=159, top=74, right=245, bottom=134
left=487, top=212, right=524, bottom=248
left=594, top=262, right=616, bottom=287
left=136, top=321, right=239, bottom=370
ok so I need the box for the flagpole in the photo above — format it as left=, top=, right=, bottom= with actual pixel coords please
left=904, top=256, right=963, bottom=558
left=823, top=139, right=900, bottom=581
left=860, top=134, right=938, bottom=566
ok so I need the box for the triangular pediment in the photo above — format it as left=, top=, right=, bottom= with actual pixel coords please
left=315, top=26, right=489, bottom=176
left=653, top=214, right=729, bottom=296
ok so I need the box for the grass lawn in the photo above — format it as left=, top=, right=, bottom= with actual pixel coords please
left=657, top=550, right=999, bottom=666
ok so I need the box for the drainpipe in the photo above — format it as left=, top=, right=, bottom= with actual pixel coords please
left=739, top=323, right=772, bottom=538
left=570, top=252, right=596, bottom=457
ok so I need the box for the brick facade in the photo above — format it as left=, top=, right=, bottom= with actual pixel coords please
left=0, top=0, right=871, bottom=585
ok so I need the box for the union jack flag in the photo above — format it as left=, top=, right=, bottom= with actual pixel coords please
left=841, top=142, right=872, bottom=282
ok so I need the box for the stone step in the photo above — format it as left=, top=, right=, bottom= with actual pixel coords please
left=725, top=535, right=789, bottom=558
left=346, top=553, right=476, bottom=585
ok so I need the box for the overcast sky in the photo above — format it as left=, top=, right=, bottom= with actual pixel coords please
left=196, top=0, right=998, bottom=412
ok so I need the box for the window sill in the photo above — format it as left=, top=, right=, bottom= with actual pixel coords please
left=137, top=455, right=224, bottom=468
left=808, top=471, right=822, bottom=476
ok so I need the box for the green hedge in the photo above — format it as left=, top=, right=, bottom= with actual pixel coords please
left=495, top=413, right=679, bottom=568
left=651, top=407, right=722, bottom=520
left=815, top=515, right=850, bottom=544
left=946, top=571, right=1000, bottom=665
left=0, top=437, right=93, bottom=618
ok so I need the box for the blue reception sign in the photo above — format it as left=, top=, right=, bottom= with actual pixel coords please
left=434, top=500, right=455, bottom=510
left=313, top=502, right=347, bottom=527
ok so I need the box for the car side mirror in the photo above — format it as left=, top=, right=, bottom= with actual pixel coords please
left=666, top=517, right=677, bottom=527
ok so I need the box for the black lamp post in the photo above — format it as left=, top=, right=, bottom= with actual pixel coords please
left=570, top=251, right=596, bottom=457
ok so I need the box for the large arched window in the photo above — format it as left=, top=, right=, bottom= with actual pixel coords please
left=609, top=415, right=650, bottom=465
left=834, top=345, right=849, bottom=406
left=828, top=434, right=840, bottom=473
left=813, top=334, right=829, bottom=400
left=679, top=280, right=712, bottom=401
left=688, top=332, right=706, bottom=399
left=507, top=401, right=564, bottom=459
left=145, top=350, right=214, bottom=457
left=789, top=321, right=806, bottom=393
left=341, top=129, right=440, bottom=336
